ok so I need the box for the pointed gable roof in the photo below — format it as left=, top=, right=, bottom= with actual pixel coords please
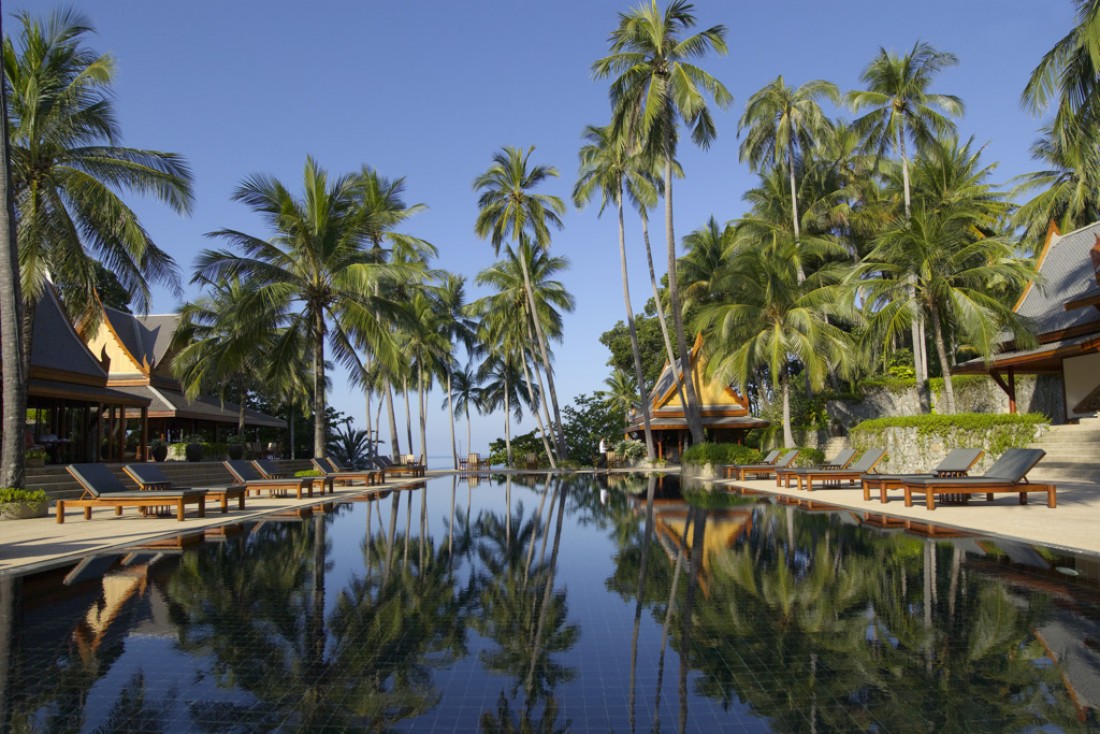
left=30, top=286, right=110, bottom=385
left=1015, top=221, right=1100, bottom=337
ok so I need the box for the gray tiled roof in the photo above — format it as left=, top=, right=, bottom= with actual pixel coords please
left=103, top=307, right=180, bottom=370
left=1018, top=222, right=1100, bottom=335
left=110, top=385, right=286, bottom=428
left=30, top=287, right=109, bottom=381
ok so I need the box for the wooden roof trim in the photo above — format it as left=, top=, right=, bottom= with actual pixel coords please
left=1013, top=220, right=1061, bottom=314
left=99, top=309, right=148, bottom=375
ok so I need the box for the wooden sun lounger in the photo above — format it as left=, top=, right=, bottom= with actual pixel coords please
left=224, top=460, right=312, bottom=499
left=59, top=464, right=207, bottom=524
left=376, top=456, right=425, bottom=478
left=256, top=458, right=334, bottom=494
left=861, top=448, right=984, bottom=503
left=459, top=453, right=492, bottom=472
left=795, top=449, right=887, bottom=491
left=310, top=457, right=382, bottom=487
left=776, top=448, right=857, bottom=487
left=123, top=463, right=247, bottom=513
left=729, top=450, right=800, bottom=481
left=902, top=449, right=1056, bottom=510
left=722, top=449, right=780, bottom=479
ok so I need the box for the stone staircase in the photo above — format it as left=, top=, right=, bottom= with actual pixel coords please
left=1027, top=418, right=1100, bottom=485
left=25, top=459, right=314, bottom=500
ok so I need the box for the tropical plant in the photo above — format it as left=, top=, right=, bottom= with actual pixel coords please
left=196, top=157, right=403, bottom=457
left=600, top=367, right=639, bottom=417
left=593, top=0, right=732, bottom=444
left=738, top=75, right=839, bottom=279
left=326, top=419, right=374, bottom=469
left=3, top=8, right=193, bottom=361
left=1021, top=0, right=1100, bottom=141
left=574, top=123, right=655, bottom=458
left=446, top=365, right=481, bottom=458
left=474, top=145, right=569, bottom=460
left=848, top=41, right=963, bottom=407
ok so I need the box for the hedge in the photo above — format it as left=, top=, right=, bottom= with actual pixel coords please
left=681, top=443, right=761, bottom=466
left=849, top=412, right=1047, bottom=457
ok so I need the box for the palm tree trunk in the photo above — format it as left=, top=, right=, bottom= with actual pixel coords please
left=402, top=376, right=413, bottom=459
left=782, top=372, right=795, bottom=448
left=503, top=371, right=513, bottom=467
left=517, top=244, right=569, bottom=459
left=518, top=342, right=557, bottom=469
left=385, top=383, right=401, bottom=459
left=898, top=131, right=931, bottom=412
left=617, top=185, right=655, bottom=459
left=237, top=376, right=247, bottom=437
left=928, top=300, right=956, bottom=414
left=640, top=207, right=689, bottom=412
left=446, top=367, right=458, bottom=469
left=417, top=363, right=428, bottom=464
left=0, top=43, right=26, bottom=490
left=787, top=142, right=806, bottom=284
left=312, top=310, right=326, bottom=458
left=523, top=320, right=557, bottom=454
left=465, top=404, right=472, bottom=459
left=663, top=148, right=704, bottom=444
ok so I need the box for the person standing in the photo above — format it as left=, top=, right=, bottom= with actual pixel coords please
left=598, top=437, right=608, bottom=470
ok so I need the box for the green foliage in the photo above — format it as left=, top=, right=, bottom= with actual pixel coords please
left=613, top=439, right=647, bottom=462
left=24, top=447, right=47, bottom=462
left=0, top=487, right=47, bottom=505
left=294, top=469, right=323, bottom=478
left=790, top=447, right=826, bottom=467
left=850, top=413, right=1048, bottom=457
left=487, top=431, right=545, bottom=468
left=681, top=443, right=761, bottom=466
left=561, top=392, right=625, bottom=465
left=599, top=313, right=667, bottom=387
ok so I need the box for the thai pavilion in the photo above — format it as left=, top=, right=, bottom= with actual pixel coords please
left=625, top=335, right=768, bottom=460
left=956, top=221, right=1100, bottom=420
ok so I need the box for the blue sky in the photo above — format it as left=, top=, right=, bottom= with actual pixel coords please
left=9, top=1, right=1076, bottom=456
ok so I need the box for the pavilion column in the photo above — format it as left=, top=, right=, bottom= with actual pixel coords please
left=140, top=406, right=149, bottom=461
left=1007, top=368, right=1016, bottom=415
left=116, top=405, right=126, bottom=462
left=95, top=404, right=104, bottom=461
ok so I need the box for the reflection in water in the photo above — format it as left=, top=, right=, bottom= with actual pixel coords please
left=2, top=474, right=1098, bottom=732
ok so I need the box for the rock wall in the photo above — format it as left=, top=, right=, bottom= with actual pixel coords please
left=827, top=375, right=1065, bottom=434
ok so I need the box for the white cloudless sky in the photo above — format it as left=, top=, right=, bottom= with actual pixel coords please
left=8, top=0, right=1077, bottom=457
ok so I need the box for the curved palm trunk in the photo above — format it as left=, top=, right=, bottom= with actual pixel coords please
left=928, top=299, right=956, bottom=414
left=464, top=403, right=472, bottom=458
left=518, top=342, right=557, bottom=469
left=787, top=143, right=806, bottom=284
left=640, top=207, right=689, bottom=418
left=312, top=311, right=326, bottom=458
left=417, top=363, right=428, bottom=464
left=502, top=371, right=513, bottom=467
left=517, top=250, right=569, bottom=459
left=616, top=185, right=655, bottom=459
left=402, top=377, right=413, bottom=459
left=523, top=320, right=557, bottom=455
left=0, top=51, right=26, bottom=489
left=237, top=376, right=247, bottom=437
left=663, top=150, right=704, bottom=445
left=898, top=131, right=931, bottom=412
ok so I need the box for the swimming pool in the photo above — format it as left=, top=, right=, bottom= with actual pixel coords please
left=2, top=473, right=1097, bottom=731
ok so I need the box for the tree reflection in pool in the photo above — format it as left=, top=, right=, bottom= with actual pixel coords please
left=2, top=473, right=1098, bottom=732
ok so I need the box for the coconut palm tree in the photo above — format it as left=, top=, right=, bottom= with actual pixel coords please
left=3, top=8, right=193, bottom=370
left=853, top=206, right=1034, bottom=414
left=695, top=239, right=852, bottom=447
left=431, top=273, right=476, bottom=469
left=196, top=157, right=403, bottom=457
left=445, top=365, right=481, bottom=459
left=739, top=76, right=839, bottom=280
left=848, top=41, right=963, bottom=409
left=171, top=275, right=305, bottom=437
left=473, top=146, right=569, bottom=459
left=0, top=9, right=25, bottom=491
left=593, top=0, right=732, bottom=445
left=600, top=367, right=639, bottom=418
left=1021, top=0, right=1100, bottom=140
left=574, top=123, right=655, bottom=459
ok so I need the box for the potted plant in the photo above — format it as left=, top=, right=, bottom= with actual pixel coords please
left=0, top=487, right=49, bottom=520
left=149, top=439, right=169, bottom=462
left=227, top=437, right=245, bottom=460
left=24, top=447, right=48, bottom=468
left=184, top=434, right=205, bottom=462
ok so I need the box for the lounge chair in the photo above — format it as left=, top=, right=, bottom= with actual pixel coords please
left=861, top=448, right=984, bottom=503
left=776, top=448, right=858, bottom=488
left=373, top=455, right=424, bottom=478
left=255, top=458, right=334, bottom=494
left=728, top=449, right=800, bottom=481
left=460, top=453, right=491, bottom=473
left=722, top=449, right=780, bottom=479
left=795, top=448, right=887, bottom=491
left=902, top=448, right=1056, bottom=511
left=224, top=459, right=312, bottom=499
left=310, top=456, right=381, bottom=488
left=58, top=463, right=207, bottom=524
left=123, top=463, right=247, bottom=513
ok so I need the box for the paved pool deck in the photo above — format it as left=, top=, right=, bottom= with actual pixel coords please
left=716, top=475, right=1100, bottom=556
left=2, top=469, right=1097, bottom=576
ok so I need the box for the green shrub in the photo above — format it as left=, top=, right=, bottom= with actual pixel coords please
left=614, top=439, right=647, bottom=462
left=790, top=447, right=826, bottom=467
left=0, top=487, right=48, bottom=505
left=24, top=447, right=47, bottom=462
left=681, top=443, right=761, bottom=466
left=295, top=469, right=323, bottom=477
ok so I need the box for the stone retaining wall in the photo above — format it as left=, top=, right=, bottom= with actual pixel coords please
left=848, top=423, right=1048, bottom=475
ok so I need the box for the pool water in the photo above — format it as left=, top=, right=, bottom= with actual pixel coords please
left=2, top=473, right=1098, bottom=732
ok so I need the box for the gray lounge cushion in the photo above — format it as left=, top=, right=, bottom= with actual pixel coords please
left=124, top=463, right=240, bottom=492
left=787, top=448, right=858, bottom=475
left=68, top=463, right=203, bottom=498
left=905, top=449, right=1046, bottom=487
